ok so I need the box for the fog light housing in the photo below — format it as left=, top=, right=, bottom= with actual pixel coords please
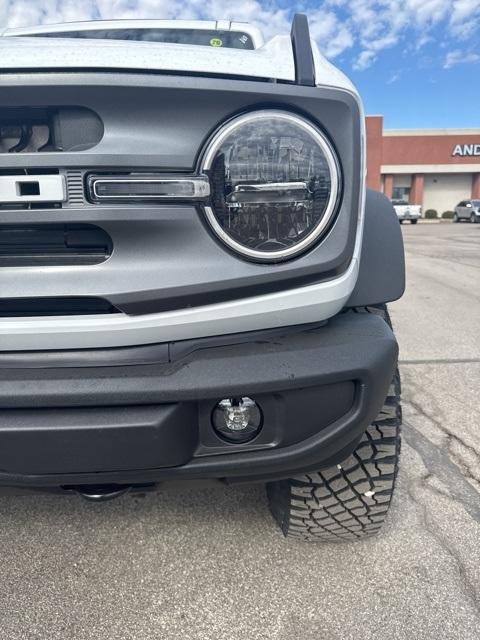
left=212, top=397, right=262, bottom=443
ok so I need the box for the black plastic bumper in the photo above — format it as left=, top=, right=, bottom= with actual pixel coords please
left=0, top=312, right=398, bottom=487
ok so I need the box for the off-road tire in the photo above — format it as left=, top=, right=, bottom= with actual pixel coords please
left=267, top=305, right=401, bottom=542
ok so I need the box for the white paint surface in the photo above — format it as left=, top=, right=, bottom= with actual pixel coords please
left=0, top=258, right=359, bottom=350
left=0, top=30, right=359, bottom=94
left=423, top=173, right=473, bottom=212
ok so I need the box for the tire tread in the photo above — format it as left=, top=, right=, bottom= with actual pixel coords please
left=267, top=304, right=402, bottom=542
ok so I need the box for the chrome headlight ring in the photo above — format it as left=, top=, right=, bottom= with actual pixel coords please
left=200, top=109, right=341, bottom=262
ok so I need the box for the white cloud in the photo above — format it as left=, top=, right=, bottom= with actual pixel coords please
left=444, top=49, right=480, bottom=68
left=0, top=0, right=479, bottom=71
left=404, top=0, right=450, bottom=25
left=449, top=0, right=480, bottom=37
left=387, top=72, right=401, bottom=84
left=348, top=0, right=449, bottom=69
left=450, top=0, right=480, bottom=24
left=308, top=10, right=353, bottom=58
left=353, top=49, right=377, bottom=70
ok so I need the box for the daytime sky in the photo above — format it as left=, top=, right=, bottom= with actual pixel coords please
left=1, top=0, right=479, bottom=128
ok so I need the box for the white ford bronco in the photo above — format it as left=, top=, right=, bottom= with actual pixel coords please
left=0, top=16, right=404, bottom=541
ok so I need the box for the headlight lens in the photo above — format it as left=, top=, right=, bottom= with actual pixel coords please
left=201, top=110, right=340, bottom=261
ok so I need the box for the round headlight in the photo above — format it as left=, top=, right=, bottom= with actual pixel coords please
left=201, top=110, right=340, bottom=262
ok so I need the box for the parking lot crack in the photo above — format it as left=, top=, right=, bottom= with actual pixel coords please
left=406, top=393, right=480, bottom=488
left=406, top=473, right=480, bottom=615
left=403, top=419, right=480, bottom=524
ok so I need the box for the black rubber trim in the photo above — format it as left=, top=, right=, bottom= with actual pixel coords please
left=345, top=190, right=405, bottom=307
left=116, top=266, right=345, bottom=315
left=291, top=14, right=316, bottom=87
left=0, top=404, right=197, bottom=474
left=0, top=67, right=275, bottom=84
left=0, top=312, right=396, bottom=409
left=0, top=296, right=119, bottom=317
left=0, top=312, right=398, bottom=486
left=0, top=342, right=169, bottom=368
left=0, top=321, right=326, bottom=368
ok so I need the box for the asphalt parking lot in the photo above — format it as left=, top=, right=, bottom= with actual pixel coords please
left=0, top=222, right=479, bottom=640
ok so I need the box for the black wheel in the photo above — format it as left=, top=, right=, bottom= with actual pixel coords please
left=267, top=305, right=401, bottom=542
left=471, top=213, right=477, bottom=224
left=453, top=212, right=459, bottom=223
left=399, top=219, right=403, bottom=224
left=411, top=219, right=417, bottom=224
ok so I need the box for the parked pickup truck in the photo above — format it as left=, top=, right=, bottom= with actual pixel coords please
left=393, top=201, right=422, bottom=224
left=0, top=15, right=405, bottom=542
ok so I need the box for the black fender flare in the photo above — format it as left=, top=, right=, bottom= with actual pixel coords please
left=345, top=189, right=405, bottom=307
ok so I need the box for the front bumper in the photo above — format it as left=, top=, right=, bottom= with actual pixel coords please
left=0, top=312, right=398, bottom=488
left=397, top=214, right=420, bottom=221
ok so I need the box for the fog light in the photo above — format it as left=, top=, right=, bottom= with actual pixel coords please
left=212, top=397, right=262, bottom=443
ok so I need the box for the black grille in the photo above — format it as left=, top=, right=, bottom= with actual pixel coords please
left=0, top=224, right=112, bottom=267
left=0, top=297, right=120, bottom=317
left=0, top=107, right=103, bottom=153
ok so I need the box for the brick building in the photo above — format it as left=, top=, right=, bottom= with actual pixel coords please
left=366, top=116, right=480, bottom=213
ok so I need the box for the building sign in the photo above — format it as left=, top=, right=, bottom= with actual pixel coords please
left=452, top=144, right=480, bottom=157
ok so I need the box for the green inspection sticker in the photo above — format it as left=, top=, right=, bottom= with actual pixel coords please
left=209, top=38, right=223, bottom=47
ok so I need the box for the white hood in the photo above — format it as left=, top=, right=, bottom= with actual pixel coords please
left=0, top=33, right=357, bottom=94
left=0, top=34, right=293, bottom=80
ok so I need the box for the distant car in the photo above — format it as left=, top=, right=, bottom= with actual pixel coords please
left=454, top=200, right=480, bottom=223
left=392, top=201, right=421, bottom=224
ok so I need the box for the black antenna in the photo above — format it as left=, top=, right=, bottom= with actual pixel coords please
left=290, top=14, right=315, bottom=87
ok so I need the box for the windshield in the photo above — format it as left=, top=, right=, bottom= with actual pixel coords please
left=28, top=28, right=255, bottom=50
left=472, top=200, right=480, bottom=207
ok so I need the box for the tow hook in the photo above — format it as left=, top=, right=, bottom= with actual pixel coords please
left=72, top=484, right=132, bottom=502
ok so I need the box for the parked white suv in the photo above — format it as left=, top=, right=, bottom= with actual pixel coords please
left=392, top=200, right=421, bottom=224
left=454, top=200, right=480, bottom=223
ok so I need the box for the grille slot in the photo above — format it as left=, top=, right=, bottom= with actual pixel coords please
left=0, top=107, right=103, bottom=153
left=0, top=224, right=112, bottom=267
left=0, top=297, right=119, bottom=317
